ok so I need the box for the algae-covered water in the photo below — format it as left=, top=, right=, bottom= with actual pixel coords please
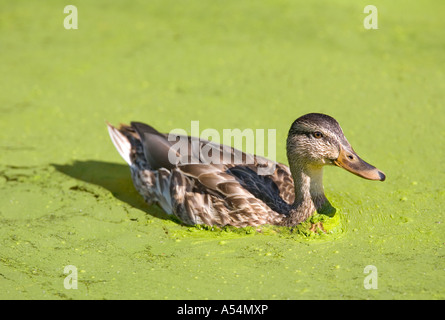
left=0, top=0, right=444, bottom=299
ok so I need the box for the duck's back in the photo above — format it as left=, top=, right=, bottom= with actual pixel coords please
left=107, top=122, right=295, bottom=227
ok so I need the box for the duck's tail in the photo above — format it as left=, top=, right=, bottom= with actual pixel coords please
left=107, top=122, right=133, bottom=166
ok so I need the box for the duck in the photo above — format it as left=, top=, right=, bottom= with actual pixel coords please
left=107, top=113, right=385, bottom=229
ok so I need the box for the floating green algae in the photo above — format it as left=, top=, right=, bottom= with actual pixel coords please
left=151, top=199, right=343, bottom=241
left=0, top=0, right=444, bottom=300
left=179, top=211, right=340, bottom=238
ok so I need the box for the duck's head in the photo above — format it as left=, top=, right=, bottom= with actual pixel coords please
left=287, top=113, right=385, bottom=181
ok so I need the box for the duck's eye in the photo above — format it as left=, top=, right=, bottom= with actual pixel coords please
left=313, top=132, right=323, bottom=139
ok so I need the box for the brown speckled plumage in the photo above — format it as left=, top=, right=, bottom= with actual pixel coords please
left=107, top=113, right=385, bottom=228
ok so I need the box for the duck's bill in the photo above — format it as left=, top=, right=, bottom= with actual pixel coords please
left=333, top=147, right=386, bottom=181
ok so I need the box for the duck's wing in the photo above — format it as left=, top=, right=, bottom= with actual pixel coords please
left=175, top=163, right=285, bottom=226
left=130, top=120, right=296, bottom=204
left=109, top=121, right=292, bottom=226
left=130, top=122, right=179, bottom=170
left=268, top=162, right=295, bottom=205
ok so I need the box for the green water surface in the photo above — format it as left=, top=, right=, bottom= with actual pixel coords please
left=0, top=0, right=444, bottom=299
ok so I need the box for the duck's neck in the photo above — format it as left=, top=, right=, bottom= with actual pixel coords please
left=284, top=164, right=330, bottom=226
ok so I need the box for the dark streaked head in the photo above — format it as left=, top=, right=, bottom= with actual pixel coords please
left=287, top=113, right=385, bottom=181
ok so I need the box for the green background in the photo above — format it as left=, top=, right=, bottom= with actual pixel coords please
left=0, top=0, right=444, bottom=299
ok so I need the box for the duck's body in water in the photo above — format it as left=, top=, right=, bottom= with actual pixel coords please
left=107, top=113, right=385, bottom=228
